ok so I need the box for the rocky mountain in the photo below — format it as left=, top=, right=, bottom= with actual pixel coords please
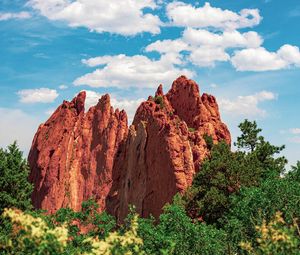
left=28, top=76, right=231, bottom=220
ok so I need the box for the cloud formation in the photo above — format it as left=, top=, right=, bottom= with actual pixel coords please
left=74, top=54, right=194, bottom=88
left=0, top=11, right=31, bottom=21
left=219, top=91, right=276, bottom=117
left=166, top=2, right=261, bottom=30
left=17, top=88, right=59, bottom=103
left=231, top=45, right=300, bottom=71
left=28, top=0, right=161, bottom=35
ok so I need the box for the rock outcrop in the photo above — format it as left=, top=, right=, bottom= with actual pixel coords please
left=106, top=76, right=231, bottom=219
left=28, top=92, right=128, bottom=213
left=29, top=76, right=230, bottom=219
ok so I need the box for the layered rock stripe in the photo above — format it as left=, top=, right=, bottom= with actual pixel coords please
left=28, top=76, right=231, bottom=220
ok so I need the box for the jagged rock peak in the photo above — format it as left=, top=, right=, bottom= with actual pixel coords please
left=107, top=76, right=231, bottom=220
left=29, top=76, right=230, bottom=221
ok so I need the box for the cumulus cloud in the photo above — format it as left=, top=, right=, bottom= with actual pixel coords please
left=84, top=90, right=143, bottom=123
left=231, top=45, right=300, bottom=71
left=145, top=28, right=263, bottom=67
left=0, top=108, right=40, bottom=155
left=166, top=2, right=261, bottom=30
left=182, top=28, right=263, bottom=49
left=28, top=0, right=161, bottom=35
left=219, top=91, right=276, bottom=117
left=0, top=11, right=31, bottom=21
left=74, top=54, right=194, bottom=88
left=145, top=39, right=189, bottom=54
left=189, top=46, right=229, bottom=67
left=17, top=88, right=59, bottom=103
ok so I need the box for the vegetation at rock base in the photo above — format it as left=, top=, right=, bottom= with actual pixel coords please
left=1, top=120, right=300, bottom=254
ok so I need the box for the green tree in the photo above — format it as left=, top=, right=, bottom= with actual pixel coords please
left=234, top=119, right=262, bottom=152
left=138, top=204, right=226, bottom=255
left=222, top=177, right=300, bottom=253
left=0, top=142, right=33, bottom=213
left=286, top=161, right=300, bottom=182
left=183, top=120, right=287, bottom=224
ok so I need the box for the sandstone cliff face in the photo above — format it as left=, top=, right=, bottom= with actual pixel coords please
left=106, top=76, right=231, bottom=219
left=28, top=92, right=128, bottom=213
left=29, top=76, right=230, bottom=219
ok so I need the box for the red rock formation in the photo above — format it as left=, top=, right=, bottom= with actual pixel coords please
left=28, top=92, right=128, bottom=213
left=106, top=76, right=231, bottom=219
left=29, top=76, right=230, bottom=220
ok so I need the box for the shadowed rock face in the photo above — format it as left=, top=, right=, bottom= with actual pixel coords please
left=29, top=76, right=230, bottom=220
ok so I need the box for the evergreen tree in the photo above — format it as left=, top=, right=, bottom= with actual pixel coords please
left=0, top=142, right=33, bottom=212
left=183, top=120, right=287, bottom=224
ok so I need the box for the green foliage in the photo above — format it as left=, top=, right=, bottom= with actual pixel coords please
left=138, top=204, right=226, bottom=255
left=188, top=127, right=196, bottom=132
left=221, top=177, right=300, bottom=252
left=50, top=199, right=116, bottom=254
left=154, top=96, right=165, bottom=109
left=203, top=134, right=214, bottom=150
left=0, top=142, right=33, bottom=213
left=240, top=212, right=300, bottom=255
left=183, top=120, right=287, bottom=224
left=286, top=161, right=300, bottom=182
left=1, top=208, right=69, bottom=254
left=0, top=207, right=141, bottom=255
left=234, top=119, right=262, bottom=152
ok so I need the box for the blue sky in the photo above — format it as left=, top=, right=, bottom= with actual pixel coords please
left=0, top=0, right=300, bottom=168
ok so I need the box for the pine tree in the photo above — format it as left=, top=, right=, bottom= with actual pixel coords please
left=0, top=142, right=33, bottom=212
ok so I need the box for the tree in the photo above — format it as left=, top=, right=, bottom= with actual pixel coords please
left=183, top=120, right=287, bottom=224
left=222, top=177, right=300, bottom=253
left=234, top=119, right=262, bottom=152
left=137, top=203, right=226, bottom=255
left=0, top=142, right=33, bottom=213
left=235, top=119, right=286, bottom=176
left=286, top=161, right=300, bottom=182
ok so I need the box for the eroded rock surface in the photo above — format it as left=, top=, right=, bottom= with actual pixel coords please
left=28, top=92, right=128, bottom=213
left=29, top=76, right=230, bottom=219
left=106, top=76, right=231, bottom=219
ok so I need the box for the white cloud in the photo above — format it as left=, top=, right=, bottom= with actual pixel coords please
left=17, top=88, right=59, bottom=103
left=74, top=54, right=194, bottom=88
left=59, top=84, right=68, bottom=90
left=189, top=46, right=230, bottom=67
left=28, top=0, right=161, bottom=36
left=277, top=44, right=300, bottom=65
left=231, top=45, right=300, bottom=71
left=166, top=2, right=261, bottom=30
left=182, top=28, right=263, bottom=49
left=0, top=108, right=41, bottom=155
left=219, top=91, right=276, bottom=117
left=145, top=39, right=189, bottom=54
left=290, top=128, right=300, bottom=135
left=146, top=28, right=263, bottom=68
left=84, top=90, right=144, bottom=123
left=0, top=11, right=31, bottom=21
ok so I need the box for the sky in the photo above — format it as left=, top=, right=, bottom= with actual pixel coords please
left=0, top=0, right=300, bottom=168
